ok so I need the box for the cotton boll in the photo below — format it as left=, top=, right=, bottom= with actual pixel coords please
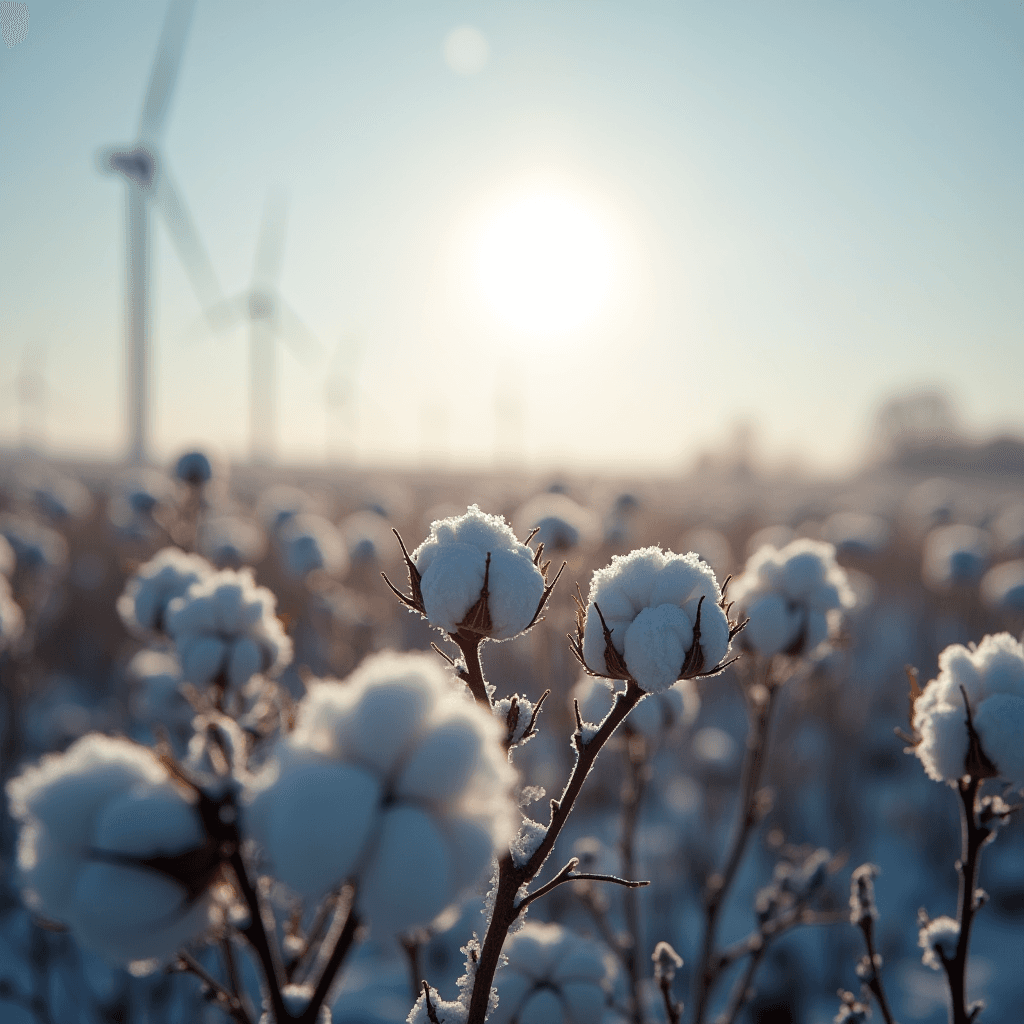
left=228, top=638, right=263, bottom=688
left=517, top=989, right=563, bottom=1024
left=740, top=594, right=800, bottom=658
left=91, top=789, right=204, bottom=856
left=623, top=605, right=693, bottom=693
left=922, top=524, right=990, bottom=590
left=278, top=513, right=348, bottom=580
left=981, top=561, right=1024, bottom=613
left=485, top=547, right=546, bottom=640
left=396, top=717, right=486, bottom=804
left=919, top=916, right=959, bottom=970
left=247, top=760, right=381, bottom=900
left=420, top=544, right=487, bottom=634
left=180, top=637, right=227, bottom=687
left=974, top=694, right=1024, bottom=787
left=360, top=806, right=453, bottom=933
left=514, top=493, right=599, bottom=553
left=198, top=515, right=265, bottom=570
left=118, top=548, right=212, bottom=636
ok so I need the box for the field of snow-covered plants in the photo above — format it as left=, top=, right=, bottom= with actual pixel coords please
left=1, top=454, right=1023, bottom=1024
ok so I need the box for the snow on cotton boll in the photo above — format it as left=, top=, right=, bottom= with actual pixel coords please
left=922, top=524, right=990, bottom=590
left=244, top=651, right=517, bottom=934
left=912, top=633, right=1024, bottom=788
left=5, top=734, right=219, bottom=971
left=572, top=672, right=698, bottom=742
left=117, top=547, right=212, bottom=636
left=393, top=505, right=551, bottom=642
left=728, top=539, right=855, bottom=659
left=488, top=921, right=618, bottom=1024
left=165, top=568, right=291, bottom=690
left=574, top=547, right=736, bottom=693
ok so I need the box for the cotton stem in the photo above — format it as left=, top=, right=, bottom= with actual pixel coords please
left=621, top=731, right=650, bottom=1024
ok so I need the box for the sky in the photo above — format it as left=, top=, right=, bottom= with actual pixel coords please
left=1, top=0, right=1023, bottom=475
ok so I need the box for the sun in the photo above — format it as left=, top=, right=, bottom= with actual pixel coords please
left=473, top=190, right=616, bottom=336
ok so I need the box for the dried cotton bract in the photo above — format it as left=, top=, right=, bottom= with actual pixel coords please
left=165, top=568, right=292, bottom=689
left=574, top=547, right=736, bottom=693
left=912, top=632, right=1024, bottom=788
left=6, top=734, right=218, bottom=971
left=393, top=505, right=551, bottom=642
left=488, top=921, right=618, bottom=1024
left=729, top=539, right=855, bottom=658
left=245, top=651, right=517, bottom=934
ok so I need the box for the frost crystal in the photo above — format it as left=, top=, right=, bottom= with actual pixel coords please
left=245, top=651, right=517, bottom=934
left=165, top=567, right=292, bottom=689
left=729, top=538, right=854, bottom=658
left=510, top=817, right=547, bottom=867
left=919, top=915, right=959, bottom=970
left=913, top=632, right=1024, bottom=787
left=579, top=546, right=732, bottom=692
left=6, top=734, right=217, bottom=969
left=488, top=921, right=617, bottom=1024
left=117, top=547, right=212, bottom=636
left=411, top=505, right=547, bottom=641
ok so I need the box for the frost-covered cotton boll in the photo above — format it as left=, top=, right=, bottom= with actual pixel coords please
left=913, top=633, right=1024, bottom=788
left=246, top=651, right=516, bottom=934
left=117, top=547, right=212, bottom=636
left=514, top=493, right=598, bottom=553
left=174, top=451, right=213, bottom=487
left=278, top=513, right=348, bottom=579
left=198, top=515, right=266, bottom=570
left=729, top=539, right=855, bottom=659
left=411, top=505, right=547, bottom=641
left=918, top=916, right=959, bottom=970
left=572, top=673, right=698, bottom=741
left=922, top=524, right=990, bottom=590
left=980, top=561, right=1024, bottom=613
left=165, top=568, right=291, bottom=689
left=579, top=547, right=732, bottom=692
left=6, top=734, right=217, bottom=970
left=118, top=469, right=173, bottom=516
left=0, top=575, right=24, bottom=653
left=341, top=510, right=394, bottom=565
left=488, top=921, right=617, bottom=1024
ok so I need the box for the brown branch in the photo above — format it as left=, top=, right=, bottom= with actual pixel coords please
left=515, top=859, right=649, bottom=915
left=856, top=913, right=898, bottom=1024
left=297, top=896, right=361, bottom=1024
left=176, top=951, right=252, bottom=1024
left=451, top=631, right=492, bottom=708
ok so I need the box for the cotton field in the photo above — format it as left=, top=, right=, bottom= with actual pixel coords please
left=1, top=453, right=1023, bottom=1024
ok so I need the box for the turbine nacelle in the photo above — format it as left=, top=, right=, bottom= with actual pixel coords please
left=102, top=145, right=159, bottom=191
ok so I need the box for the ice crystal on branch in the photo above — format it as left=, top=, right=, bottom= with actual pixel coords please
left=572, top=546, right=739, bottom=693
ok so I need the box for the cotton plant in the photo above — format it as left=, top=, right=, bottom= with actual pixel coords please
left=117, top=546, right=213, bottom=637
left=901, top=633, right=1024, bottom=1024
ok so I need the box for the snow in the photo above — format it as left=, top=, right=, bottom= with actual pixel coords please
left=914, top=633, right=1024, bottom=786
left=580, top=546, right=730, bottom=691
left=412, top=505, right=547, bottom=641
left=511, top=817, right=547, bottom=867
left=919, top=916, right=960, bottom=970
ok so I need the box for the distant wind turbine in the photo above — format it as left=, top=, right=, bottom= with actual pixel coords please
left=99, top=0, right=221, bottom=466
left=207, top=192, right=320, bottom=465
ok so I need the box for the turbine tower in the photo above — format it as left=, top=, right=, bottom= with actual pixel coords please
left=209, top=192, right=319, bottom=465
left=99, top=0, right=221, bottom=465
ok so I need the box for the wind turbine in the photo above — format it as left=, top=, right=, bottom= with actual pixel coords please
left=208, top=192, right=320, bottom=465
left=99, top=0, right=221, bottom=466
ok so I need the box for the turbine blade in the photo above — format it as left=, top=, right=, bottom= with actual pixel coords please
left=138, top=0, right=198, bottom=142
left=154, top=166, right=223, bottom=315
left=204, top=294, right=249, bottom=334
left=278, top=299, right=321, bottom=364
left=253, top=190, right=289, bottom=287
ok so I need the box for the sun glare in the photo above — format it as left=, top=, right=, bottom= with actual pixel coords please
left=473, top=191, right=616, bottom=336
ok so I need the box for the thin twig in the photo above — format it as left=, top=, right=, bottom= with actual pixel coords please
left=450, top=632, right=491, bottom=708
left=220, top=937, right=253, bottom=1024
left=857, top=913, right=898, bottom=1024
left=692, top=666, right=780, bottom=1024
left=515, top=858, right=648, bottom=914
left=176, top=951, right=252, bottom=1024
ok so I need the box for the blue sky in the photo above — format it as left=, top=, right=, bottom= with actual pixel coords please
left=2, top=0, right=1022, bottom=473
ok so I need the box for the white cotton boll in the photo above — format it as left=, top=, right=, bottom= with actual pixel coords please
left=6, top=734, right=214, bottom=968
left=440, top=816, right=495, bottom=892
left=780, top=549, right=829, bottom=598
left=974, top=694, right=1024, bottom=787
left=396, top=717, right=485, bottom=803
left=914, top=633, right=1024, bottom=784
left=922, top=524, right=990, bottom=590
left=278, top=513, right=348, bottom=580
left=180, top=637, right=226, bottom=687
left=118, top=548, right=212, bottom=636
left=741, top=594, right=800, bottom=658
left=257, top=485, right=315, bottom=535
left=228, top=638, right=263, bottom=689
left=247, top=760, right=381, bottom=901
left=514, top=493, right=599, bottom=553
left=623, top=604, right=693, bottom=693
left=198, top=515, right=265, bottom=570
left=412, top=505, right=547, bottom=641
left=360, top=806, right=453, bottom=933
left=517, top=989, right=563, bottom=1024
left=822, top=512, right=890, bottom=556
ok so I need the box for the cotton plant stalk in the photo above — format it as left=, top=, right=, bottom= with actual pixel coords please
left=387, top=513, right=742, bottom=1024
